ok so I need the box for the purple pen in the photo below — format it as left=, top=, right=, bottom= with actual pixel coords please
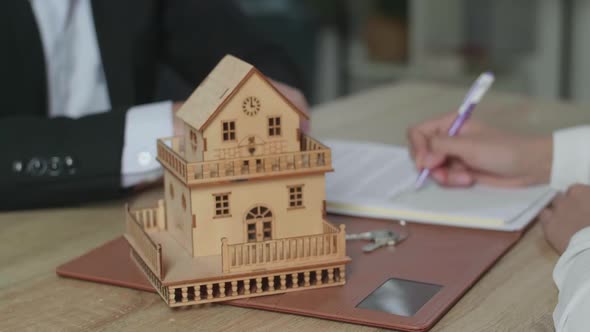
left=414, top=72, right=495, bottom=189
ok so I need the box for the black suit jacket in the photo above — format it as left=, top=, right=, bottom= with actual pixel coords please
left=0, top=0, right=302, bottom=210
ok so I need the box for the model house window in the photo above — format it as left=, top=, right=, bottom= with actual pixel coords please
left=222, top=121, right=236, bottom=141
left=268, top=116, right=281, bottom=136
left=190, top=130, right=197, bottom=152
left=169, top=183, right=175, bottom=199
left=214, top=193, right=231, bottom=217
left=288, top=185, right=304, bottom=208
left=182, top=194, right=187, bottom=211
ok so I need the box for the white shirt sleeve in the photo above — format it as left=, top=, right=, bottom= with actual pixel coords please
left=551, top=126, right=590, bottom=191
left=121, top=101, right=174, bottom=188
left=553, top=227, right=590, bottom=332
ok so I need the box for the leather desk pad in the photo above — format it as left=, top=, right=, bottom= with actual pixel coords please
left=57, top=215, right=521, bottom=331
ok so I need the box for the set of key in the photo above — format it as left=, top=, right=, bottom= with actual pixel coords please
left=346, top=228, right=408, bottom=252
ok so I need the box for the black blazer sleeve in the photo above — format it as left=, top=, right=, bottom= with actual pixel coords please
left=0, top=110, right=129, bottom=210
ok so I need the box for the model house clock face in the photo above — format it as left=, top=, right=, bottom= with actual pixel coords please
left=242, top=96, right=261, bottom=116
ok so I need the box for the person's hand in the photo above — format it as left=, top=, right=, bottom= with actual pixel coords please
left=407, top=111, right=553, bottom=187
left=541, top=184, right=590, bottom=254
left=269, top=79, right=310, bottom=132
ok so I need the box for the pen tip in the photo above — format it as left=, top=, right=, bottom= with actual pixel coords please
left=414, top=169, right=429, bottom=190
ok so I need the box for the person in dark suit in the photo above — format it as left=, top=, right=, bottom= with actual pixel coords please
left=0, top=0, right=307, bottom=210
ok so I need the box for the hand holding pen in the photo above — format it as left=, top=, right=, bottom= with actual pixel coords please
left=407, top=73, right=553, bottom=188
left=414, top=72, right=495, bottom=189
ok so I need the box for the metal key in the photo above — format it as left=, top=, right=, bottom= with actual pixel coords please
left=346, top=230, right=395, bottom=241
left=346, top=229, right=407, bottom=252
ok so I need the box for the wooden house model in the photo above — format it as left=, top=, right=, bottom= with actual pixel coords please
left=124, top=55, right=351, bottom=307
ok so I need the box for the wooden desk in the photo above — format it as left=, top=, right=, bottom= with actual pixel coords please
left=2, top=82, right=589, bottom=331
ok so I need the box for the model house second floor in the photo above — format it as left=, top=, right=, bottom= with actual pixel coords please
left=156, top=55, right=333, bottom=185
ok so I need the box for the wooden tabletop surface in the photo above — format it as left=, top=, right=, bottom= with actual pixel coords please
left=2, top=82, right=590, bottom=331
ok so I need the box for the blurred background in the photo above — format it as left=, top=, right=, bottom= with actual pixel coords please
left=235, top=0, right=589, bottom=106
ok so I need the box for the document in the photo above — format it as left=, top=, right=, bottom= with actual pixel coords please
left=325, top=140, right=556, bottom=231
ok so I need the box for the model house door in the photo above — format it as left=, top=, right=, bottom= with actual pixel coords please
left=245, top=206, right=273, bottom=242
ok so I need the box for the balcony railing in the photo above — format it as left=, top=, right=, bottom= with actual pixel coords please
left=130, top=200, right=167, bottom=231
left=125, top=205, right=163, bottom=279
left=221, top=222, right=346, bottom=273
left=157, top=134, right=332, bottom=185
left=157, top=139, right=188, bottom=183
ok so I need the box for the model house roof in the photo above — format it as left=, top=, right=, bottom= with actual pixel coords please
left=176, top=54, right=309, bottom=131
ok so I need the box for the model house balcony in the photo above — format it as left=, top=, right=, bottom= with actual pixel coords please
left=221, top=222, right=346, bottom=273
left=156, top=134, right=333, bottom=185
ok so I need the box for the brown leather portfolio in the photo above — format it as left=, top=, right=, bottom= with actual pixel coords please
left=57, top=215, right=522, bottom=331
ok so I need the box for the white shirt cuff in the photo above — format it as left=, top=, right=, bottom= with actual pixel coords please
left=550, top=126, right=590, bottom=191
left=121, top=101, right=173, bottom=188
left=553, top=227, right=590, bottom=331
